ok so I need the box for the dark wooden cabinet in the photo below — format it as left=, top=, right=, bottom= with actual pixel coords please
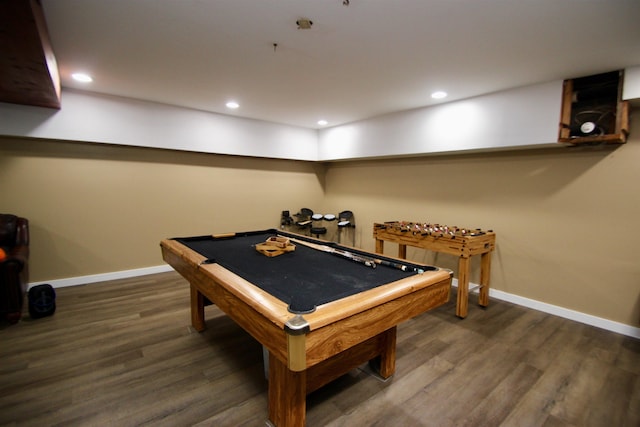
left=559, top=70, right=629, bottom=144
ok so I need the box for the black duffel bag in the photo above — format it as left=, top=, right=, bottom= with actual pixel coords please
left=28, top=284, right=56, bottom=319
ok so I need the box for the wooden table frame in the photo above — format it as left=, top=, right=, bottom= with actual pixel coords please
left=161, top=232, right=452, bottom=427
left=373, top=222, right=496, bottom=318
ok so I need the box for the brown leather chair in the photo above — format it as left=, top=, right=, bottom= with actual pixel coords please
left=0, top=214, right=29, bottom=323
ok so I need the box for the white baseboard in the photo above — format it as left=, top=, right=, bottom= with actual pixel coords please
left=452, top=278, right=640, bottom=339
left=28, top=264, right=174, bottom=289
left=29, top=267, right=639, bottom=339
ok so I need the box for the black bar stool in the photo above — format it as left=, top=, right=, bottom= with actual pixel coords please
left=311, top=213, right=327, bottom=239
left=337, top=210, right=355, bottom=245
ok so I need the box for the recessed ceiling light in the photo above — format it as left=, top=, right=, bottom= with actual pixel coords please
left=71, top=72, right=93, bottom=83
left=226, top=101, right=239, bottom=109
left=317, top=119, right=328, bottom=126
left=431, top=91, right=447, bottom=99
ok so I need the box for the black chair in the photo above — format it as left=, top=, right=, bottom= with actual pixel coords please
left=280, top=210, right=293, bottom=229
left=0, top=214, right=30, bottom=324
left=295, top=208, right=314, bottom=235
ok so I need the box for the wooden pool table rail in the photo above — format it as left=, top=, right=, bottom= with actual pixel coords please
left=161, top=237, right=451, bottom=371
left=161, top=232, right=452, bottom=427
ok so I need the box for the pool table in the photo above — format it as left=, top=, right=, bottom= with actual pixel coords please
left=160, top=229, right=452, bottom=427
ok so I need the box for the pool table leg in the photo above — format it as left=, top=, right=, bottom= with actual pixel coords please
left=190, top=284, right=206, bottom=332
left=378, top=326, right=397, bottom=378
left=268, top=352, right=306, bottom=427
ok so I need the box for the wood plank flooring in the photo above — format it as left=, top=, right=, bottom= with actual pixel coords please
left=1, top=271, right=638, bottom=426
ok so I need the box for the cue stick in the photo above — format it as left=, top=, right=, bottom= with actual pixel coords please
left=282, top=236, right=422, bottom=273
left=371, top=257, right=424, bottom=273
left=283, top=236, right=376, bottom=268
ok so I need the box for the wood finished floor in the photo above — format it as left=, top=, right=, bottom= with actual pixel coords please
left=1, top=271, right=638, bottom=427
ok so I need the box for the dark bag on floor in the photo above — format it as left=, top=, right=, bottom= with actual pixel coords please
left=28, top=284, right=56, bottom=318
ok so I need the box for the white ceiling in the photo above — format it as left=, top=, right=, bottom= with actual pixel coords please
left=41, top=0, right=640, bottom=129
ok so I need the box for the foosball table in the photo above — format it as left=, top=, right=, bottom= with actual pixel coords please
left=373, top=221, right=496, bottom=318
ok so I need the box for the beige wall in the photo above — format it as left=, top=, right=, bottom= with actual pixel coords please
left=322, top=111, right=640, bottom=326
left=1, top=111, right=638, bottom=327
left=0, top=138, right=325, bottom=280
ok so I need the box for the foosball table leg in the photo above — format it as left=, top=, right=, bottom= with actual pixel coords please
left=479, top=251, right=492, bottom=307
left=398, top=244, right=407, bottom=260
left=456, top=257, right=470, bottom=318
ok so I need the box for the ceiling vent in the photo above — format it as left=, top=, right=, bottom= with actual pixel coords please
left=296, top=18, right=313, bottom=29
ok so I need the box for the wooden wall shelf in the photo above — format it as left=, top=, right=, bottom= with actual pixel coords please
left=559, top=70, right=629, bottom=145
